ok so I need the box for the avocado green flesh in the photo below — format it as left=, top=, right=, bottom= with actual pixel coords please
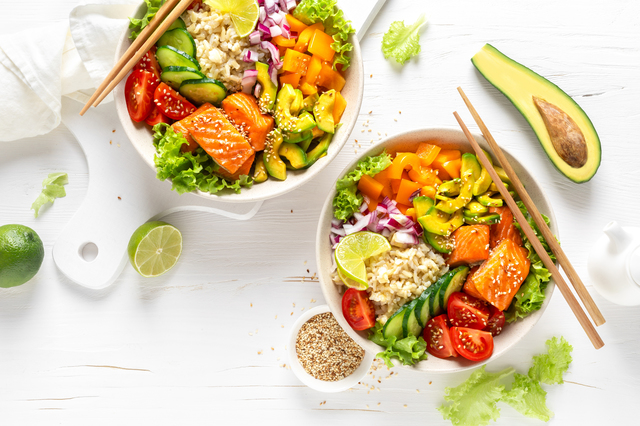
left=264, top=131, right=286, bottom=180
left=256, top=62, right=277, bottom=111
left=279, top=143, right=307, bottom=169
left=472, top=43, right=601, bottom=183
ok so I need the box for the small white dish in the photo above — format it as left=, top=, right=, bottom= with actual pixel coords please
left=288, top=304, right=375, bottom=392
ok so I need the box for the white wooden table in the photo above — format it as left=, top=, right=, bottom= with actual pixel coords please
left=1, top=1, right=639, bottom=424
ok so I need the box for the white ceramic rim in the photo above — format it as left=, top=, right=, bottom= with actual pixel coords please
left=288, top=304, right=375, bottom=392
left=113, top=3, right=364, bottom=204
left=315, top=127, right=559, bottom=374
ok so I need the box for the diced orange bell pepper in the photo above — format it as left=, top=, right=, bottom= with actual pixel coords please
left=432, top=149, right=461, bottom=168
left=308, top=29, right=335, bottom=62
left=388, top=153, right=421, bottom=179
left=405, top=208, right=417, bottom=222
left=299, top=82, right=318, bottom=96
left=282, top=49, right=311, bottom=74
left=357, top=175, right=384, bottom=201
left=272, top=35, right=296, bottom=48
left=333, top=91, right=347, bottom=124
left=416, top=142, right=441, bottom=167
left=279, top=72, right=302, bottom=89
left=285, top=14, right=308, bottom=33
left=396, top=203, right=411, bottom=214
left=294, top=23, right=324, bottom=52
left=316, top=63, right=345, bottom=92
left=443, top=159, right=462, bottom=179
left=363, top=194, right=378, bottom=212
left=396, top=179, right=423, bottom=206
left=408, top=166, right=439, bottom=186
left=302, top=55, right=323, bottom=85
left=420, top=185, right=436, bottom=199
left=373, top=168, right=393, bottom=199
left=390, top=171, right=411, bottom=194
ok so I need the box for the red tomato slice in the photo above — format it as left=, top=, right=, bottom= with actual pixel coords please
left=484, top=305, right=506, bottom=337
left=423, top=314, right=458, bottom=359
left=447, top=292, right=491, bottom=330
left=133, top=47, right=161, bottom=80
left=154, top=82, right=197, bottom=120
left=125, top=69, right=160, bottom=122
left=145, top=104, right=172, bottom=126
left=450, top=327, right=494, bottom=361
left=341, top=288, right=375, bottom=331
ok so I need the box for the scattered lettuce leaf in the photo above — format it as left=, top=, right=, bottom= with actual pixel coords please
left=438, top=366, right=515, bottom=426
left=333, top=151, right=392, bottom=221
left=152, top=123, right=252, bottom=194
left=368, top=322, right=427, bottom=367
left=129, top=0, right=163, bottom=40
left=381, top=14, right=428, bottom=65
left=502, top=373, right=553, bottom=422
left=31, top=173, right=69, bottom=218
left=293, top=0, right=355, bottom=70
left=528, top=336, right=573, bottom=385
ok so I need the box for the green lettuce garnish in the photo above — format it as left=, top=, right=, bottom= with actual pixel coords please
left=528, top=336, right=573, bottom=385
left=332, top=151, right=392, bottom=221
left=381, top=14, right=428, bottom=65
left=32, top=173, right=68, bottom=218
left=152, top=123, right=252, bottom=195
left=129, top=0, right=163, bottom=40
left=293, top=0, right=356, bottom=70
left=368, top=322, right=428, bottom=367
left=502, top=373, right=553, bottom=422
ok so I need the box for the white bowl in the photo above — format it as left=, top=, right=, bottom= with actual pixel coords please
left=113, top=3, right=364, bottom=203
left=288, top=305, right=375, bottom=392
left=315, top=128, right=558, bottom=373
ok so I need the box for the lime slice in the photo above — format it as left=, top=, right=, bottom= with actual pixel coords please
left=205, top=0, right=260, bottom=37
left=334, top=232, right=392, bottom=290
left=127, top=221, right=182, bottom=278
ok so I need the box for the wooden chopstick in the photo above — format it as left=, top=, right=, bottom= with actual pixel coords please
left=79, top=0, right=192, bottom=115
left=453, top=111, right=604, bottom=349
left=457, top=87, right=606, bottom=327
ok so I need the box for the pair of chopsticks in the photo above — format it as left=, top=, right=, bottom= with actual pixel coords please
left=454, top=87, right=605, bottom=350
left=80, top=0, right=194, bottom=116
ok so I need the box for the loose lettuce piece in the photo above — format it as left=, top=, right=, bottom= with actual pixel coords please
left=438, top=366, right=515, bottom=426
left=31, top=173, right=68, bottom=218
left=332, top=151, right=392, bottom=221
left=368, top=322, right=427, bottom=367
left=528, top=336, right=573, bottom=385
left=129, top=0, right=163, bottom=40
left=381, top=14, right=428, bottom=65
left=502, top=373, right=553, bottom=422
left=152, top=123, right=252, bottom=194
left=293, top=0, right=355, bottom=70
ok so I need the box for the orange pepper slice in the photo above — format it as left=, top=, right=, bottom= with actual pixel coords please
left=308, top=29, right=335, bottom=62
left=396, top=179, right=423, bottom=206
left=285, top=14, right=308, bottom=33
left=357, top=175, right=384, bottom=201
left=388, top=153, right=421, bottom=180
left=416, top=142, right=441, bottom=167
left=279, top=72, right=302, bottom=89
left=443, top=158, right=462, bottom=179
left=294, top=23, right=324, bottom=52
left=272, top=35, right=296, bottom=48
left=282, top=49, right=311, bottom=74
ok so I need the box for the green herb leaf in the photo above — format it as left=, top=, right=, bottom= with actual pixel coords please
left=32, top=173, right=69, bottom=218
left=381, top=14, right=427, bottom=65
left=528, top=336, right=573, bottom=385
left=129, top=0, right=163, bottom=40
left=502, top=373, right=554, bottom=422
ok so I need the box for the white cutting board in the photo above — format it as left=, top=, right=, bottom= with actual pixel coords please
left=54, top=0, right=386, bottom=290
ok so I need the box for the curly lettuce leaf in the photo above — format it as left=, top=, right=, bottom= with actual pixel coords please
left=502, top=373, right=553, bottom=422
left=152, top=123, right=252, bottom=194
left=528, top=336, right=573, bottom=385
left=382, top=14, right=427, bottom=65
left=293, top=0, right=355, bottom=70
left=129, top=0, right=163, bottom=40
left=368, top=322, right=427, bottom=368
left=32, top=173, right=68, bottom=218
left=333, top=151, right=392, bottom=221
left=438, top=366, right=515, bottom=426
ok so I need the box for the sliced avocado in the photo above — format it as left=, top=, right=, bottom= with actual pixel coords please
left=313, top=89, right=336, bottom=134
left=252, top=152, right=268, bottom=183
left=493, top=166, right=512, bottom=186
left=412, top=196, right=434, bottom=218
left=472, top=44, right=601, bottom=183
left=279, top=142, right=308, bottom=169
left=418, top=207, right=464, bottom=237
left=425, top=232, right=453, bottom=254
left=263, top=130, right=286, bottom=180
left=255, top=62, right=277, bottom=112
left=476, top=191, right=503, bottom=207
left=466, top=200, right=488, bottom=215
left=291, top=89, right=304, bottom=116
left=473, top=150, right=494, bottom=196
left=299, top=138, right=312, bottom=152
left=437, top=179, right=461, bottom=197
left=302, top=93, right=319, bottom=112
left=274, top=84, right=317, bottom=134
left=435, top=153, right=476, bottom=214
left=304, top=132, right=333, bottom=168
left=463, top=212, right=501, bottom=225
left=283, top=130, right=312, bottom=144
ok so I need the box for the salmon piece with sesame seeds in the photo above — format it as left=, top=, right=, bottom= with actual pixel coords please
left=463, top=266, right=486, bottom=301
left=489, top=206, right=523, bottom=248
left=184, top=107, right=255, bottom=174
left=463, top=239, right=530, bottom=311
left=222, top=92, right=274, bottom=151
left=446, top=225, right=490, bottom=267
left=214, top=152, right=255, bottom=181
left=172, top=103, right=215, bottom=154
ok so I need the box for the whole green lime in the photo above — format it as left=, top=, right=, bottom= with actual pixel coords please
left=0, top=224, right=45, bottom=288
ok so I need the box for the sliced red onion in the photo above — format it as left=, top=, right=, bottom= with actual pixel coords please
left=381, top=228, right=391, bottom=238
left=265, top=0, right=277, bottom=14
left=285, top=0, right=296, bottom=10
left=257, top=0, right=264, bottom=4
left=394, top=232, right=420, bottom=246
left=241, top=69, right=258, bottom=93
left=261, top=41, right=279, bottom=61
left=249, top=30, right=261, bottom=45
left=390, top=213, right=414, bottom=228
left=344, top=213, right=372, bottom=235
left=280, top=23, right=292, bottom=39
left=264, top=17, right=276, bottom=27
left=331, top=227, right=346, bottom=237
left=269, top=25, right=282, bottom=37
left=330, top=234, right=341, bottom=246
left=242, top=50, right=259, bottom=63
left=278, top=0, right=288, bottom=10
left=259, top=6, right=266, bottom=22
left=331, top=218, right=344, bottom=228
left=254, top=82, right=262, bottom=98
left=409, top=188, right=422, bottom=203
left=258, top=23, right=271, bottom=35
left=268, top=62, right=278, bottom=85
left=376, top=205, right=387, bottom=215
left=354, top=212, right=364, bottom=222
left=271, top=12, right=284, bottom=25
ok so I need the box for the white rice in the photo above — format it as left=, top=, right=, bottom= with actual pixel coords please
left=182, top=4, right=265, bottom=92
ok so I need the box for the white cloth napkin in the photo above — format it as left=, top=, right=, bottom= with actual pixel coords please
left=0, top=0, right=138, bottom=142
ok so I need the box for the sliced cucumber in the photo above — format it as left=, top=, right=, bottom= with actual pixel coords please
left=179, top=78, right=227, bottom=106
left=425, top=232, right=453, bottom=254
left=157, top=28, right=196, bottom=58
left=414, top=289, right=432, bottom=328
left=382, top=306, right=406, bottom=340
left=156, top=45, right=200, bottom=70
left=402, top=299, right=422, bottom=338
left=167, top=17, right=186, bottom=30
left=161, top=66, right=205, bottom=90
left=429, top=277, right=447, bottom=317
left=440, top=266, right=470, bottom=310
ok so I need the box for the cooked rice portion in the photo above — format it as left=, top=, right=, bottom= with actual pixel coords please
left=333, top=241, right=448, bottom=325
left=182, top=4, right=263, bottom=92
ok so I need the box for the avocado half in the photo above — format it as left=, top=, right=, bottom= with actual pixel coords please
left=471, top=44, right=601, bottom=183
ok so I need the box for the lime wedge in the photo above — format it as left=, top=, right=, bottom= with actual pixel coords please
left=334, top=232, right=392, bottom=290
left=127, top=221, right=182, bottom=277
left=205, top=0, right=260, bottom=37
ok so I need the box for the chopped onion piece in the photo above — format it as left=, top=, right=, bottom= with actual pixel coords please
left=249, top=30, right=261, bottom=45
left=331, top=218, right=344, bottom=228
left=242, top=50, right=259, bottom=63
left=269, top=25, right=282, bottom=37
left=409, top=188, right=422, bottom=203
left=285, top=0, right=296, bottom=10
left=258, top=23, right=271, bottom=35
left=271, top=12, right=284, bottom=25
left=259, top=7, right=266, bottom=22
left=280, top=23, right=291, bottom=39
left=254, top=82, right=262, bottom=98
left=241, top=69, right=258, bottom=93
left=265, top=0, right=277, bottom=14
left=393, top=231, right=419, bottom=246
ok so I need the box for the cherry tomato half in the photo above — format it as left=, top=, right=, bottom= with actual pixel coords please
left=145, top=104, right=172, bottom=127
left=447, top=292, right=490, bottom=330
left=125, top=69, right=160, bottom=122
left=450, top=327, right=494, bottom=362
left=133, top=47, right=161, bottom=80
left=484, top=305, right=505, bottom=337
left=341, top=288, right=375, bottom=331
left=153, top=82, right=197, bottom=120
left=423, top=314, right=458, bottom=359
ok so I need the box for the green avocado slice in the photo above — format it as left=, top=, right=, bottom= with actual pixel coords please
left=471, top=43, right=601, bottom=183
